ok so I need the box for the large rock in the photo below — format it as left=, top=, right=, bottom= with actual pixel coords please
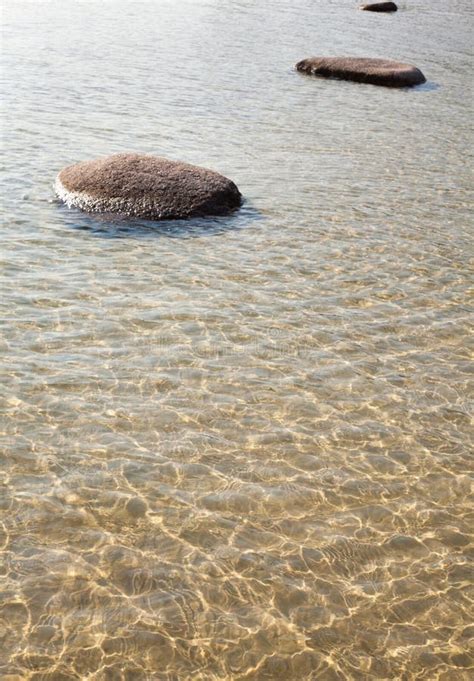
left=360, top=2, right=398, bottom=11
left=55, top=153, right=242, bottom=220
left=296, top=57, right=426, bottom=88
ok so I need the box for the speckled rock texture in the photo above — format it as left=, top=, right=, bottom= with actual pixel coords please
left=55, top=153, right=242, bottom=220
left=360, top=2, right=398, bottom=12
left=296, top=57, right=426, bottom=88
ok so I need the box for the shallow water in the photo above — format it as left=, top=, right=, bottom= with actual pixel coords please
left=1, top=1, right=473, bottom=679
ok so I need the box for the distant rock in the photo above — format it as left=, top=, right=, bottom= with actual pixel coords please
left=296, top=57, right=426, bottom=88
left=360, top=2, right=398, bottom=11
left=55, top=153, right=242, bottom=220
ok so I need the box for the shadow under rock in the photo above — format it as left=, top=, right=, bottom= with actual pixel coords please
left=54, top=199, right=262, bottom=239
left=294, top=68, right=439, bottom=93
left=411, top=80, right=439, bottom=92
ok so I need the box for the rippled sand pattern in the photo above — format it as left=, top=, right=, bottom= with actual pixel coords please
left=1, top=1, right=473, bottom=679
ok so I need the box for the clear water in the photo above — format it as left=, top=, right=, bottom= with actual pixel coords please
left=1, top=1, right=473, bottom=679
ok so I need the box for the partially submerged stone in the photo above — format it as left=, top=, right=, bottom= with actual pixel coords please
left=55, top=153, right=242, bottom=220
left=360, top=2, right=398, bottom=11
left=296, top=57, right=426, bottom=88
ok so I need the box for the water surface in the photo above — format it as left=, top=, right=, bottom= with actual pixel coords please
left=1, top=1, right=473, bottom=679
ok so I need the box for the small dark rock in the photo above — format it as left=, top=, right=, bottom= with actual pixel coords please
left=55, top=153, right=242, bottom=220
left=296, top=57, right=426, bottom=88
left=125, top=496, right=147, bottom=518
left=360, top=2, right=398, bottom=11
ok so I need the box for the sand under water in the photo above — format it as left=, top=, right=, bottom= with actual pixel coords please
left=1, top=0, right=472, bottom=679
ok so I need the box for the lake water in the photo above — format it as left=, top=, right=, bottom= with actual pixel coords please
left=1, top=1, right=473, bottom=679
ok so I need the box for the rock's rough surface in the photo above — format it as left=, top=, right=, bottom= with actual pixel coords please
left=296, top=57, right=426, bottom=88
left=360, top=2, right=398, bottom=11
left=55, top=153, right=242, bottom=220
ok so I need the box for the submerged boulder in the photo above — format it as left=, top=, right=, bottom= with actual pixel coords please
left=360, top=2, right=398, bottom=11
left=55, top=153, right=242, bottom=220
left=296, top=57, right=426, bottom=88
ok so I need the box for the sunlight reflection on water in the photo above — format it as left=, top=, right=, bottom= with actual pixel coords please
left=1, top=0, right=473, bottom=679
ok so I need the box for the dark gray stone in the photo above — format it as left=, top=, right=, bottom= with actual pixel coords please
left=361, top=2, right=398, bottom=12
left=55, top=153, right=242, bottom=220
left=296, top=57, right=426, bottom=88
